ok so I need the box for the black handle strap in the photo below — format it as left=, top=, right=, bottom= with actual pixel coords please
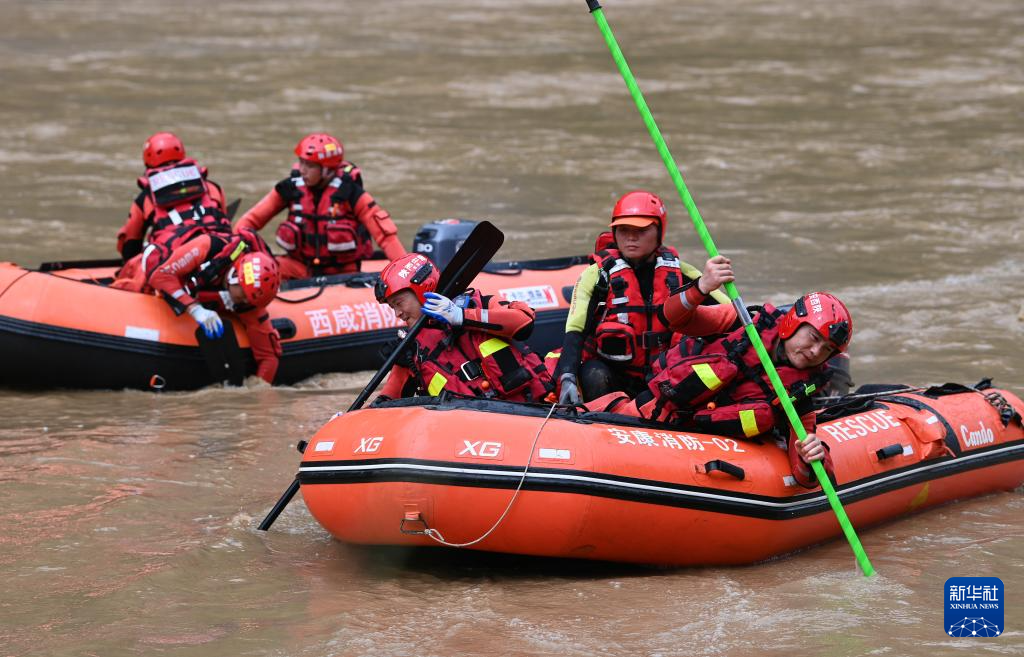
left=702, top=459, right=745, bottom=481
left=875, top=443, right=904, bottom=460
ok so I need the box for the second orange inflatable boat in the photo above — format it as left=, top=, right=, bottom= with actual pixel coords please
left=297, top=383, right=1024, bottom=566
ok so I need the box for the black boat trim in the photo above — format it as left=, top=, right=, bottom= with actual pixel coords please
left=0, top=314, right=200, bottom=358
left=297, top=439, right=1024, bottom=520
left=0, top=309, right=568, bottom=360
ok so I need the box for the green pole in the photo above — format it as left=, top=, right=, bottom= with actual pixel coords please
left=584, top=0, right=875, bottom=577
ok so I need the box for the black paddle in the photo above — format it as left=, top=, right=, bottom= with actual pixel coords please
left=225, top=198, right=242, bottom=221
left=257, top=221, right=505, bottom=531
left=195, top=322, right=246, bottom=386
left=191, top=197, right=248, bottom=384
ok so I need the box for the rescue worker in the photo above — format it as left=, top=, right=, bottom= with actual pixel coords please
left=234, top=132, right=405, bottom=280
left=112, top=132, right=231, bottom=291
left=374, top=254, right=553, bottom=402
left=147, top=228, right=283, bottom=384
left=556, top=190, right=700, bottom=405
left=600, top=257, right=850, bottom=488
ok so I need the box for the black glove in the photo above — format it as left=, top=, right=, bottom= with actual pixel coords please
left=329, top=172, right=363, bottom=206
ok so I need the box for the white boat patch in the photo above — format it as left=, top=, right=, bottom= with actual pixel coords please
left=538, top=448, right=571, bottom=460
left=314, top=441, right=335, bottom=453
left=498, top=285, right=559, bottom=309
left=124, top=326, right=160, bottom=342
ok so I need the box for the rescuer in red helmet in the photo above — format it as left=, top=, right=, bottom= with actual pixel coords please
left=555, top=190, right=720, bottom=406
left=372, top=254, right=553, bottom=403
left=147, top=228, right=283, bottom=384
left=592, top=264, right=852, bottom=488
left=234, top=132, right=406, bottom=280
left=112, top=132, right=231, bottom=291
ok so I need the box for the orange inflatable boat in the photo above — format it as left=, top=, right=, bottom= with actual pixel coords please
left=297, top=383, right=1024, bottom=566
left=0, top=220, right=629, bottom=390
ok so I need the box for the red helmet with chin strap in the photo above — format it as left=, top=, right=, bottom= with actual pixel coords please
left=778, top=291, right=853, bottom=353
left=229, top=253, right=281, bottom=308
left=375, top=254, right=439, bottom=304
left=294, top=133, right=344, bottom=169
left=610, top=190, right=668, bottom=242
left=143, top=132, right=186, bottom=168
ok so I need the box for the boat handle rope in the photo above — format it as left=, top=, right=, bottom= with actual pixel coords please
left=409, top=401, right=559, bottom=548
left=273, top=285, right=326, bottom=304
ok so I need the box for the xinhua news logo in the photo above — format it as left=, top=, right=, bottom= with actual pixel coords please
left=944, top=577, right=1003, bottom=637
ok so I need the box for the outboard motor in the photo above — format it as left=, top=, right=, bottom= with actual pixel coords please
left=411, top=219, right=478, bottom=270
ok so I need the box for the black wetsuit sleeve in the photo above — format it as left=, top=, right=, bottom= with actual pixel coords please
left=556, top=330, right=585, bottom=379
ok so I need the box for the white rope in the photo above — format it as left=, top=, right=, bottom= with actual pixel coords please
left=422, top=401, right=559, bottom=548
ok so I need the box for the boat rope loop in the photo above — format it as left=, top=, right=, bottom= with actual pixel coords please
left=420, top=401, right=559, bottom=548
left=982, top=390, right=1022, bottom=427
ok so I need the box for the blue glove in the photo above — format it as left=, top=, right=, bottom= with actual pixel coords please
left=188, top=304, right=224, bottom=339
left=421, top=292, right=464, bottom=326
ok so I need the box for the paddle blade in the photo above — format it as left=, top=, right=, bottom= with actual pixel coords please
left=226, top=198, right=242, bottom=221
left=435, top=220, right=504, bottom=297
left=195, top=322, right=246, bottom=386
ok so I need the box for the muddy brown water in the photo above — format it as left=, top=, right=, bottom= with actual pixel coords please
left=0, top=0, right=1021, bottom=655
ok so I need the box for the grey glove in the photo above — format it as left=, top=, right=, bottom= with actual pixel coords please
left=558, top=372, right=582, bottom=406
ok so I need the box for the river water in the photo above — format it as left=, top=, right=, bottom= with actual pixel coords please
left=0, top=0, right=1021, bottom=655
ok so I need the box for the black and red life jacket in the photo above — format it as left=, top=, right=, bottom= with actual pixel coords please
left=272, top=162, right=373, bottom=272
left=167, top=229, right=273, bottom=315
left=408, top=290, right=554, bottom=403
left=137, top=159, right=230, bottom=249
left=581, top=246, right=683, bottom=384
left=641, top=304, right=831, bottom=439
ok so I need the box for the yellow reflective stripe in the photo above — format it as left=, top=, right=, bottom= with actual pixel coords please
left=739, top=409, right=760, bottom=437
left=692, top=363, right=723, bottom=390
left=677, top=259, right=703, bottom=281
left=427, top=372, right=448, bottom=396
left=478, top=338, right=509, bottom=358
left=229, top=241, right=247, bottom=261
left=545, top=351, right=560, bottom=360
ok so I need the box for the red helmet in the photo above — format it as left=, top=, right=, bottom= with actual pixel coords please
left=143, top=132, right=186, bottom=168
left=229, top=253, right=281, bottom=308
left=375, top=254, right=439, bottom=304
left=610, top=190, right=668, bottom=241
left=294, top=133, right=344, bottom=169
left=778, top=292, right=853, bottom=353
